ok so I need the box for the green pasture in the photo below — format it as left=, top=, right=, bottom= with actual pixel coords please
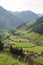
left=23, top=46, right=43, bottom=54
left=12, top=41, right=35, bottom=48
left=0, top=53, right=26, bottom=65
left=34, top=57, right=43, bottom=64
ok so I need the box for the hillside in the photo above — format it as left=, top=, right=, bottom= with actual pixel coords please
left=15, top=16, right=43, bottom=45
left=0, top=53, right=26, bottom=65
left=32, top=16, right=43, bottom=34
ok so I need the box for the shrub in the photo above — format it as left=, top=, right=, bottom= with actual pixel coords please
left=0, top=40, right=4, bottom=51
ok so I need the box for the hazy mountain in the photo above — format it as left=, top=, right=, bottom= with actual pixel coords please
left=0, top=6, right=39, bottom=31
left=12, top=11, right=39, bottom=23
left=0, top=6, right=23, bottom=30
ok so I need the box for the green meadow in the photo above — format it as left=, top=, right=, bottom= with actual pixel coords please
left=0, top=52, right=26, bottom=65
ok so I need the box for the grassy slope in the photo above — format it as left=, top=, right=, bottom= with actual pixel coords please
left=34, top=57, right=43, bottom=64
left=14, top=19, right=43, bottom=64
left=0, top=52, right=26, bottom=65
left=16, top=20, right=43, bottom=43
left=23, top=46, right=43, bottom=54
left=14, top=20, right=43, bottom=54
left=2, top=33, right=43, bottom=54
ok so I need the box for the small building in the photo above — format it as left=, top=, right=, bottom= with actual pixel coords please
left=4, top=43, right=11, bottom=48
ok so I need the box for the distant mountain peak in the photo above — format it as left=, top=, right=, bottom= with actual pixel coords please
left=13, top=11, right=39, bottom=22
left=0, top=6, right=4, bottom=9
left=0, top=6, right=40, bottom=31
left=0, top=6, right=7, bottom=12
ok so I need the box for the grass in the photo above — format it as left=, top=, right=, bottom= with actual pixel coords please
left=3, top=33, right=43, bottom=54
left=15, top=21, right=43, bottom=43
left=9, top=35, right=43, bottom=54
left=12, top=41, right=35, bottom=48
left=0, top=31, right=43, bottom=64
left=23, top=46, right=43, bottom=54
left=34, top=57, right=43, bottom=64
left=36, top=35, right=43, bottom=43
left=27, top=32, right=43, bottom=43
left=0, top=52, right=26, bottom=65
left=12, top=42, right=43, bottom=54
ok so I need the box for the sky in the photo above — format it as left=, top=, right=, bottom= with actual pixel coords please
left=0, top=0, right=43, bottom=14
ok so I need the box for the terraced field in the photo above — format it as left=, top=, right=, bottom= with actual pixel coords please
left=0, top=32, right=43, bottom=65
left=2, top=33, right=43, bottom=54
left=0, top=52, right=26, bottom=65
left=15, top=21, right=43, bottom=44
left=34, top=57, right=43, bottom=64
left=23, top=46, right=43, bottom=54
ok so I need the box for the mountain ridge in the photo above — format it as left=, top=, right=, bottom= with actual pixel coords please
left=0, top=6, right=23, bottom=30
left=11, top=11, right=39, bottom=23
left=0, top=6, right=39, bottom=31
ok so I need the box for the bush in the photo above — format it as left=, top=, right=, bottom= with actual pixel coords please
left=0, top=40, right=4, bottom=51
left=10, top=46, right=25, bottom=57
